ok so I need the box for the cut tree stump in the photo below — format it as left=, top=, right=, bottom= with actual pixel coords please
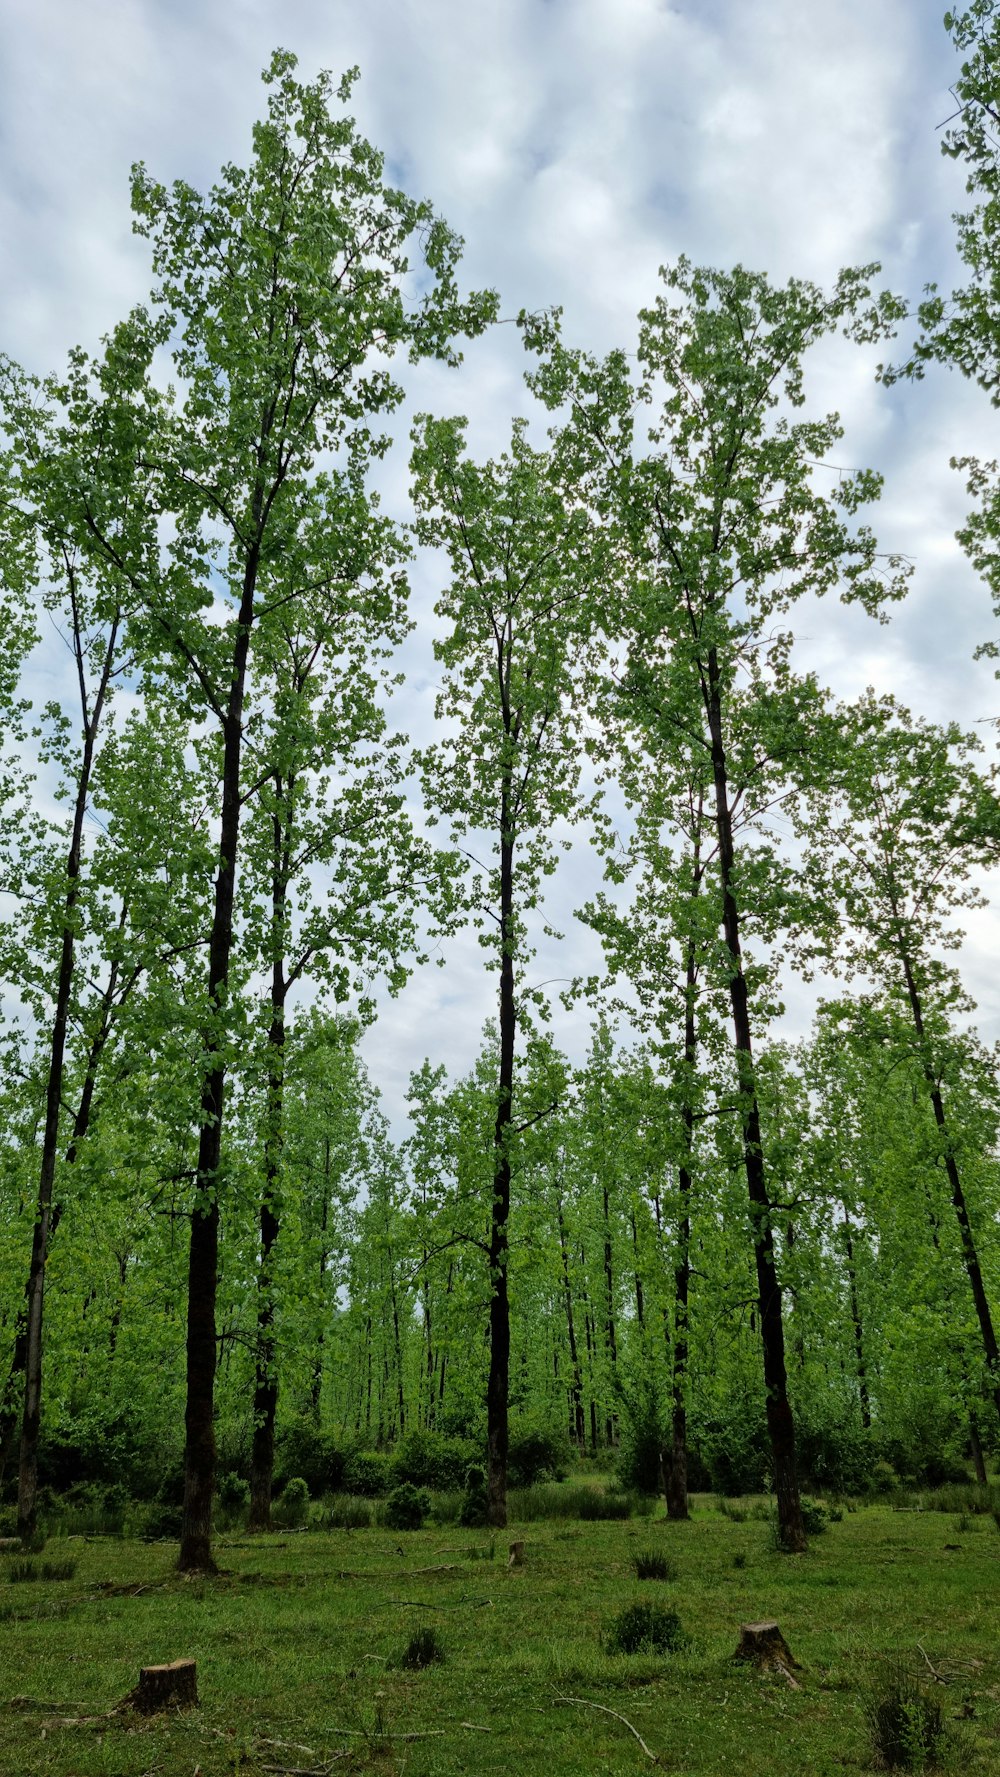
left=732, top=1623, right=800, bottom=1686
left=508, top=1541, right=525, bottom=1569
left=127, top=1659, right=199, bottom=1713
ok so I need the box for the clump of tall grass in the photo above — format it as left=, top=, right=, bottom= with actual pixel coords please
left=318, top=1494, right=373, bottom=1529
left=507, top=1483, right=638, bottom=1522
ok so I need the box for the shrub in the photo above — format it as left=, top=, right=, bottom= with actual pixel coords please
left=867, top=1460, right=900, bottom=1498
left=274, top=1421, right=346, bottom=1496
left=605, top=1602, right=688, bottom=1656
left=382, top=1482, right=430, bottom=1531
left=342, top=1450, right=391, bottom=1497
left=615, top=1376, right=666, bottom=1496
left=800, top=1498, right=829, bottom=1536
left=863, top=1656, right=945, bottom=1769
left=694, top=1405, right=771, bottom=1495
left=394, top=1626, right=444, bottom=1669
left=507, top=1425, right=570, bottom=1487
left=217, top=1471, right=250, bottom=1510
left=390, top=1431, right=478, bottom=1491
left=634, top=1550, right=676, bottom=1581
left=274, top=1476, right=310, bottom=1528
left=458, top=1463, right=488, bottom=1528
left=139, top=1501, right=182, bottom=1541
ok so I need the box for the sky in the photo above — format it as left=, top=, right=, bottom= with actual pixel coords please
left=2, top=0, right=998, bottom=1134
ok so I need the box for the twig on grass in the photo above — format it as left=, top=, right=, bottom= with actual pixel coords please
left=917, top=1643, right=948, bottom=1685
left=334, top=1727, right=446, bottom=1741
left=388, top=1596, right=493, bottom=1610
left=337, top=1562, right=461, bottom=1579
left=553, top=1694, right=662, bottom=1765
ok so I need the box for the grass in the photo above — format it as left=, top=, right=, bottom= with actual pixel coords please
left=0, top=1493, right=996, bottom=1774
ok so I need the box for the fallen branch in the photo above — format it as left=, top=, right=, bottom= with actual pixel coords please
left=334, top=1728, right=446, bottom=1741
left=336, top=1563, right=460, bottom=1580
left=553, top=1695, right=661, bottom=1765
left=388, top=1597, right=493, bottom=1610
left=917, top=1643, right=948, bottom=1685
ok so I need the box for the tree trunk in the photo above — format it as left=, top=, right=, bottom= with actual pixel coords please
left=703, top=648, right=805, bottom=1553
left=17, top=610, right=119, bottom=1541
left=556, top=1196, right=585, bottom=1447
left=840, top=1201, right=871, bottom=1430
left=179, top=547, right=259, bottom=1573
left=898, top=946, right=1000, bottom=1428
left=486, top=814, right=515, bottom=1529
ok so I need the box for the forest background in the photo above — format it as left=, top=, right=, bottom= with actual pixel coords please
left=2, top=0, right=1000, bottom=1572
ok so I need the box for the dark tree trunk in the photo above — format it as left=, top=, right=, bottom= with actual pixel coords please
left=666, top=841, right=703, bottom=1522
left=179, top=545, right=259, bottom=1573
left=18, top=608, right=119, bottom=1542
left=899, top=948, right=1000, bottom=1430
left=250, top=774, right=293, bottom=1535
left=486, top=813, right=515, bottom=1529
left=702, top=648, right=805, bottom=1553
left=602, top=1182, right=618, bottom=1446
left=840, top=1202, right=872, bottom=1429
left=556, top=1196, right=585, bottom=1447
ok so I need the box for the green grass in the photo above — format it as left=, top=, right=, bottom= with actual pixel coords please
left=0, top=1496, right=996, bottom=1774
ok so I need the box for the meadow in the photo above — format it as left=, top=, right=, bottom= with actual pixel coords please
left=1, top=1486, right=998, bottom=1776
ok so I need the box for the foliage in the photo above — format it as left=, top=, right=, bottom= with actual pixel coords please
left=393, top=1625, right=445, bottom=1668
left=342, top=1450, right=392, bottom=1497
left=507, top=1426, right=570, bottom=1488
left=799, top=1499, right=829, bottom=1537
left=862, top=1656, right=945, bottom=1770
left=382, top=1482, right=431, bottom=1530
left=634, top=1550, right=677, bottom=1581
left=274, top=1477, right=310, bottom=1528
left=390, top=1430, right=479, bottom=1491
left=605, top=1601, right=689, bottom=1655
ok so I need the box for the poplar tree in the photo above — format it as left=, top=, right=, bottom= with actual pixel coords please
left=411, top=415, right=603, bottom=1524
left=69, top=53, right=495, bottom=1568
left=527, top=261, right=908, bottom=1548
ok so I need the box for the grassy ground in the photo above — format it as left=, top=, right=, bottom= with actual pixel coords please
left=1, top=1496, right=998, bottom=1775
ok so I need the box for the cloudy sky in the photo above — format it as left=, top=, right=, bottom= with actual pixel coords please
left=2, top=0, right=998, bottom=1131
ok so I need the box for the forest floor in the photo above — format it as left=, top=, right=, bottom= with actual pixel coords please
left=0, top=1495, right=998, bottom=1775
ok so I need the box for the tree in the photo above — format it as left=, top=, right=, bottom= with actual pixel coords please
left=527, top=259, right=908, bottom=1548
left=67, top=53, right=495, bottom=1568
left=411, top=414, right=603, bottom=1524
left=797, top=693, right=1000, bottom=1429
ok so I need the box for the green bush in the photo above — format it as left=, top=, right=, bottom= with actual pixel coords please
left=615, top=1376, right=666, bottom=1496
left=342, top=1449, right=391, bottom=1497
left=800, top=1498, right=829, bottom=1536
left=274, top=1422, right=346, bottom=1496
left=382, top=1482, right=430, bottom=1531
left=138, top=1501, right=182, bottom=1541
left=507, top=1424, right=570, bottom=1487
left=862, top=1655, right=944, bottom=1769
left=605, top=1602, right=688, bottom=1655
left=458, top=1463, right=488, bottom=1528
left=390, top=1430, right=478, bottom=1491
left=274, top=1476, right=310, bottom=1528
left=217, top=1471, right=250, bottom=1510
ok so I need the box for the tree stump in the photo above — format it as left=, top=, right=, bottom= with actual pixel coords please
left=0, top=1537, right=21, bottom=1552
left=128, top=1659, right=199, bottom=1713
left=732, top=1623, right=800, bottom=1686
left=508, top=1540, right=525, bottom=1569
